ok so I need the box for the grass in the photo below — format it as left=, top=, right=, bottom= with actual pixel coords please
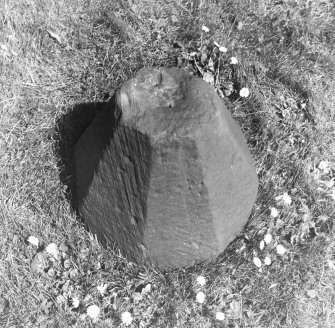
left=1, top=0, right=335, bottom=327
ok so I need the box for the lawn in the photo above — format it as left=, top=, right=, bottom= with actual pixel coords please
left=1, top=0, right=335, bottom=327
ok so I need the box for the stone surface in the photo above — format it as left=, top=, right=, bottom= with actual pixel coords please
left=74, top=67, right=258, bottom=269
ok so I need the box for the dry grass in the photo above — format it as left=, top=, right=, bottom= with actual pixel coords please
left=1, top=0, right=335, bottom=327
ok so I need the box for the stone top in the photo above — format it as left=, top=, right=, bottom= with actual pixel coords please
left=115, top=67, right=231, bottom=144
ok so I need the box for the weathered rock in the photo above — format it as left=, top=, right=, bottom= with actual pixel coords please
left=74, top=67, right=258, bottom=269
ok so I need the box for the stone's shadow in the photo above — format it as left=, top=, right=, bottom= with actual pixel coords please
left=73, top=99, right=121, bottom=210
left=54, top=101, right=106, bottom=212
left=54, top=98, right=153, bottom=264
left=74, top=102, right=153, bottom=262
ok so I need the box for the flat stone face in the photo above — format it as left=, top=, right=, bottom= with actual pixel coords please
left=74, top=67, right=258, bottom=269
left=144, top=139, right=218, bottom=268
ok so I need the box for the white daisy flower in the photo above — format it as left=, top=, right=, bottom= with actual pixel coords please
left=27, top=236, right=39, bottom=247
left=259, top=240, right=265, bottom=251
left=264, top=234, right=273, bottom=244
left=97, top=283, right=107, bottom=295
left=215, top=311, right=225, bottom=321
left=46, top=243, right=59, bottom=259
left=196, top=291, right=205, bottom=304
left=276, top=244, right=286, bottom=255
left=121, top=311, right=133, bottom=326
left=318, top=160, right=329, bottom=171
left=87, top=304, right=100, bottom=319
left=282, top=192, right=292, bottom=205
left=270, top=207, right=279, bottom=218
left=239, top=87, right=250, bottom=98
left=276, top=192, right=292, bottom=205
left=202, top=25, right=209, bottom=33
left=72, top=297, right=80, bottom=308
left=196, top=276, right=206, bottom=286
left=253, top=257, right=262, bottom=268
left=230, top=57, right=238, bottom=64
left=264, top=256, right=272, bottom=265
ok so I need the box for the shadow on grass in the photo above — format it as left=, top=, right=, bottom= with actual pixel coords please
left=54, top=99, right=154, bottom=265
left=54, top=101, right=107, bottom=213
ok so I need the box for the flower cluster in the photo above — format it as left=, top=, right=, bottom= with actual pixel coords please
left=253, top=231, right=286, bottom=270
left=194, top=275, right=226, bottom=321
left=27, top=236, right=136, bottom=325
left=175, top=25, right=250, bottom=100
left=251, top=190, right=294, bottom=271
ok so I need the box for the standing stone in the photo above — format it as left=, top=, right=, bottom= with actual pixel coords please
left=74, top=67, right=258, bottom=269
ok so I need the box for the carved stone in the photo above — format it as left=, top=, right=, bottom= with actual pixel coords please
left=74, top=67, right=258, bottom=268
